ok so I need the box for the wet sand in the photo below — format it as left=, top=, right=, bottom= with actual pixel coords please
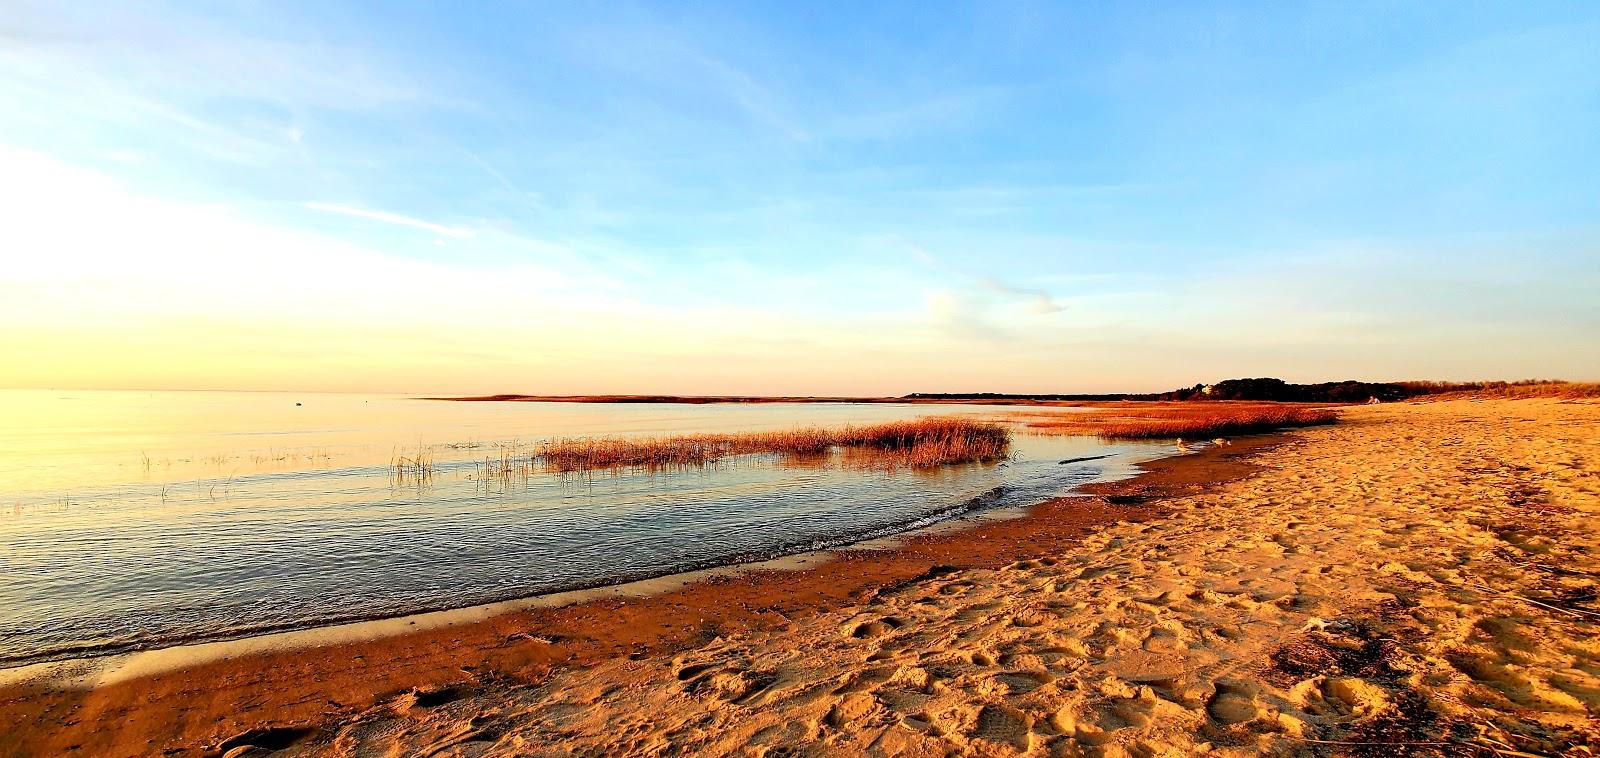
left=5, top=398, right=1598, bottom=756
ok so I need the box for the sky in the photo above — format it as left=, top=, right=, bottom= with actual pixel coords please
left=1, top=1, right=1596, bottom=395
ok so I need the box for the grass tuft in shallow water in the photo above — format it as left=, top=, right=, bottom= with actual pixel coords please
left=391, top=446, right=437, bottom=486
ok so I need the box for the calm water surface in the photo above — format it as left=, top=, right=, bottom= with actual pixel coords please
left=0, top=390, right=1165, bottom=666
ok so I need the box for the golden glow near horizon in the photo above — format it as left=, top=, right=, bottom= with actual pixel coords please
left=2, top=145, right=1596, bottom=396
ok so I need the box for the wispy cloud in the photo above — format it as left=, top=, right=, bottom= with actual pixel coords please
left=6, top=4, right=435, bottom=111
left=687, top=50, right=809, bottom=142
left=904, top=241, right=1068, bottom=315
left=977, top=277, right=1066, bottom=314
left=303, top=202, right=473, bottom=238
left=463, top=149, right=522, bottom=195
left=820, top=86, right=1010, bottom=142
left=558, top=12, right=809, bottom=143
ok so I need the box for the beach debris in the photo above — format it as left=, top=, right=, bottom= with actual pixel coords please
left=223, top=747, right=272, bottom=758
left=214, top=725, right=313, bottom=756
left=1299, top=617, right=1358, bottom=634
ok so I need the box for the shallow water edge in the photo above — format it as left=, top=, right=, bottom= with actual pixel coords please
left=0, top=444, right=1184, bottom=691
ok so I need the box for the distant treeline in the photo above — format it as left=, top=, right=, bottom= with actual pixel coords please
left=905, top=378, right=1590, bottom=403
left=1152, top=378, right=1404, bottom=402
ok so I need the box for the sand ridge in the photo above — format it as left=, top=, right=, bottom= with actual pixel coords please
left=271, top=398, right=1599, bottom=756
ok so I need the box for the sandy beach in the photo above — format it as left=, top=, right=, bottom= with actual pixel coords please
left=3, top=397, right=1597, bottom=756
left=9, top=3, right=1596, bottom=754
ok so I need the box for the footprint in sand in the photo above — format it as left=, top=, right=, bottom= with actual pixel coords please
left=1004, top=557, right=1058, bottom=571
left=969, top=703, right=1033, bottom=750
left=1288, top=675, right=1393, bottom=720
left=847, top=615, right=907, bottom=639
left=698, top=668, right=780, bottom=704
left=394, top=683, right=469, bottom=714
left=1206, top=679, right=1261, bottom=725
left=1010, top=609, right=1050, bottom=628
left=825, top=691, right=879, bottom=727
left=966, top=650, right=998, bottom=667
left=1141, top=628, right=1187, bottom=654
left=672, top=656, right=781, bottom=705
left=993, top=670, right=1054, bottom=694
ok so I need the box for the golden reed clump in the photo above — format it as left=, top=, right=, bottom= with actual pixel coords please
left=1018, top=403, right=1338, bottom=440
left=532, top=417, right=1010, bottom=474
left=1090, top=407, right=1336, bottom=439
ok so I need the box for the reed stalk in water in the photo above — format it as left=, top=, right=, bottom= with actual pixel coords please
left=391, top=446, right=437, bottom=485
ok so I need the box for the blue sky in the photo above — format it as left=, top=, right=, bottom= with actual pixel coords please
left=1, top=1, right=1596, bottom=393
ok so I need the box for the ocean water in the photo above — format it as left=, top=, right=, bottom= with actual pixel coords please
left=0, top=390, right=1163, bottom=667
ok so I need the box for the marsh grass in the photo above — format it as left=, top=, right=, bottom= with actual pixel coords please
left=1023, top=404, right=1337, bottom=440
left=387, top=419, right=1008, bottom=484
left=1403, top=380, right=1600, bottom=400
left=1095, top=407, right=1335, bottom=439
left=533, top=418, right=1010, bottom=475
left=831, top=418, right=1012, bottom=467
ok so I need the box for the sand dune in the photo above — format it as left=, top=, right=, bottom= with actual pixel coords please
left=238, top=398, right=1596, bottom=756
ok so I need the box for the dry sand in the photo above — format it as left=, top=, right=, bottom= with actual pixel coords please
left=6, top=398, right=1598, bottom=756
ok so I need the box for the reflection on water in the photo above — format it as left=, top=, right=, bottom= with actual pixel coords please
left=0, top=390, right=1161, bottom=667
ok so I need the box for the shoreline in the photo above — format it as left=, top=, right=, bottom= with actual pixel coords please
left=0, top=439, right=1154, bottom=677
left=422, top=394, right=1134, bottom=405
left=272, top=398, right=1599, bottom=756
left=0, top=432, right=1278, bottom=757
left=423, top=394, right=1352, bottom=408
